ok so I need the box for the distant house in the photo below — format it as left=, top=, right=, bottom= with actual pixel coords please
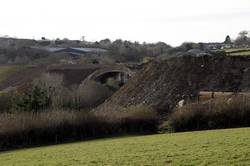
left=200, top=35, right=235, bottom=51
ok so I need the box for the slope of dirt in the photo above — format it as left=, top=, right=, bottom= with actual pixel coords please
left=0, top=65, right=48, bottom=92
left=99, top=55, right=250, bottom=112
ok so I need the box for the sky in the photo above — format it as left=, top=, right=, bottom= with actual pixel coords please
left=0, top=0, right=249, bottom=46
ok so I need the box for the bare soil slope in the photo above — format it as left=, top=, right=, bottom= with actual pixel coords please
left=99, top=55, right=250, bottom=112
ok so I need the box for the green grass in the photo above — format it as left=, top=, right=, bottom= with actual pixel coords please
left=224, top=48, right=250, bottom=56
left=229, top=51, right=250, bottom=56
left=0, top=65, right=22, bottom=83
left=0, top=128, right=250, bottom=165
left=224, top=48, right=250, bottom=53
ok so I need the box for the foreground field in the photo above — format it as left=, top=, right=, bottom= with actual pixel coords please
left=0, top=128, right=250, bottom=165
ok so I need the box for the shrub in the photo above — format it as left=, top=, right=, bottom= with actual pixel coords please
left=158, top=121, right=175, bottom=133
left=78, top=81, right=113, bottom=109
left=168, top=94, right=250, bottom=132
left=3, top=73, right=114, bottom=111
left=0, top=93, right=13, bottom=112
left=33, top=73, right=65, bottom=109
left=14, top=86, right=51, bottom=112
left=0, top=105, right=159, bottom=151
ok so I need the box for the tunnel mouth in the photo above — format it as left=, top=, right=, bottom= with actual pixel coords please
left=78, top=69, right=132, bottom=109
left=94, top=71, right=131, bottom=91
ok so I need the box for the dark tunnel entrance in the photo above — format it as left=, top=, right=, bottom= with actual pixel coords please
left=94, top=71, right=131, bottom=90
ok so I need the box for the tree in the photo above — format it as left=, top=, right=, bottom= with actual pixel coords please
left=239, top=30, right=248, bottom=38
left=99, top=39, right=111, bottom=48
left=181, top=42, right=199, bottom=51
left=15, top=86, right=51, bottom=112
left=33, top=73, right=65, bottom=108
left=224, top=35, right=232, bottom=44
left=235, top=30, right=250, bottom=47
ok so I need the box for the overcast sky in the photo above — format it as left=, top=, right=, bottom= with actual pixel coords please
left=0, top=0, right=249, bottom=46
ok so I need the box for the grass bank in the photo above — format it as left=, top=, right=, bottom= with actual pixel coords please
left=224, top=48, right=250, bottom=56
left=0, top=128, right=250, bottom=165
left=0, top=65, right=22, bottom=83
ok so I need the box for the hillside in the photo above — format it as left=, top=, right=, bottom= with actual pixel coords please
left=0, top=63, right=135, bottom=92
left=0, top=128, right=249, bottom=165
left=98, top=55, right=250, bottom=112
left=0, top=65, right=48, bottom=92
left=0, top=65, right=22, bottom=83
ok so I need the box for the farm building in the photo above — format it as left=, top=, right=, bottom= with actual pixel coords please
left=200, top=35, right=235, bottom=50
left=43, top=47, right=107, bottom=56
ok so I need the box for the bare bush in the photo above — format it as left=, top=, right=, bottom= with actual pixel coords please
left=78, top=81, right=113, bottom=109
left=0, top=93, right=13, bottom=112
left=168, top=94, right=250, bottom=131
left=33, top=73, right=66, bottom=108
left=0, top=105, right=159, bottom=151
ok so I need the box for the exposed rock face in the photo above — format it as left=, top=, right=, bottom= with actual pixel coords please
left=98, top=55, right=250, bottom=112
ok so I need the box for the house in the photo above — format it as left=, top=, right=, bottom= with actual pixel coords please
left=199, top=35, right=235, bottom=51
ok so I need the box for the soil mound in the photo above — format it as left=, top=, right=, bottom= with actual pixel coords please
left=99, top=55, right=250, bottom=112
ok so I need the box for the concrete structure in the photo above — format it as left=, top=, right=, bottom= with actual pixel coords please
left=82, top=66, right=133, bottom=88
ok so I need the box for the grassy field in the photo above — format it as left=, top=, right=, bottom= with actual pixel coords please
left=0, top=128, right=250, bottom=165
left=229, top=51, right=250, bottom=56
left=0, top=65, right=22, bottom=83
left=224, top=48, right=250, bottom=53
left=224, top=48, right=250, bottom=56
left=0, top=65, right=48, bottom=92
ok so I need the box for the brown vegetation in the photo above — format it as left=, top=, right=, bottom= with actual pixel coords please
left=0, top=105, right=159, bottom=151
left=168, top=94, right=250, bottom=132
left=199, top=91, right=250, bottom=101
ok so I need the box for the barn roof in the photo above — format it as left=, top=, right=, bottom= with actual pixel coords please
left=33, top=47, right=107, bottom=55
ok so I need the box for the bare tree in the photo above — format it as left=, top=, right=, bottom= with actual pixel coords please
left=33, top=73, right=66, bottom=108
left=235, top=30, right=250, bottom=47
